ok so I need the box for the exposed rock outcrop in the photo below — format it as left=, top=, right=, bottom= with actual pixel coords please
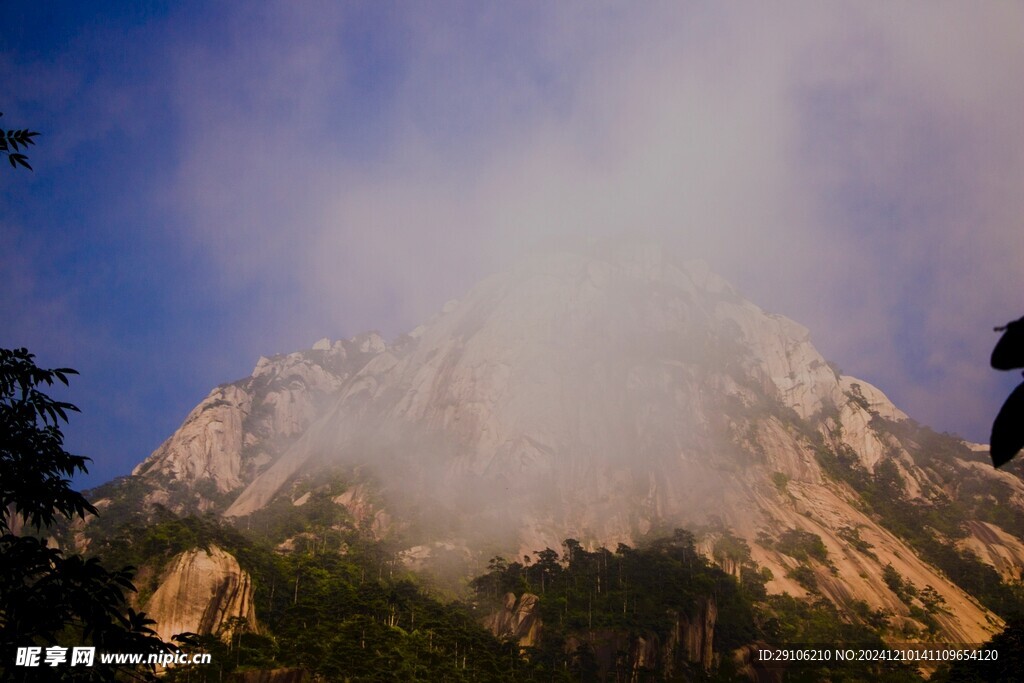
left=485, top=592, right=542, bottom=649
left=957, top=521, right=1024, bottom=583
left=133, top=383, right=252, bottom=495
left=667, top=598, right=717, bottom=672
left=488, top=592, right=718, bottom=677
left=144, top=545, right=257, bottom=643
left=96, top=245, right=1024, bottom=646
left=130, top=336, right=385, bottom=513
left=734, top=644, right=785, bottom=683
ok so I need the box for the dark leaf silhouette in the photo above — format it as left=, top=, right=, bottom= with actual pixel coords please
left=0, top=113, right=40, bottom=171
left=0, top=348, right=94, bottom=533
left=1, top=348, right=170, bottom=681
left=992, top=316, right=1024, bottom=371
left=991, top=381, right=1024, bottom=468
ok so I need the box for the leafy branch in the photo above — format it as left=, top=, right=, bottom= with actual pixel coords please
left=0, top=112, right=40, bottom=170
left=0, top=347, right=93, bottom=534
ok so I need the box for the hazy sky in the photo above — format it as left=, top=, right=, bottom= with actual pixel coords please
left=2, top=2, right=1022, bottom=487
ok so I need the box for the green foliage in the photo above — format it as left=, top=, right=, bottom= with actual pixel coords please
left=1, top=348, right=94, bottom=532
left=0, top=348, right=169, bottom=681
left=850, top=599, right=890, bottom=631
left=887, top=418, right=1024, bottom=538
left=933, top=616, right=1024, bottom=682
left=897, top=581, right=950, bottom=643
left=91, top=489, right=542, bottom=681
left=145, top=522, right=535, bottom=682
left=90, top=513, right=252, bottom=602
left=786, top=564, right=818, bottom=592
left=845, top=383, right=872, bottom=411
left=0, top=112, right=40, bottom=170
left=882, top=564, right=917, bottom=604
left=472, top=530, right=762, bottom=679
left=469, top=530, right=927, bottom=681
left=813, top=420, right=1024, bottom=620
left=235, top=481, right=362, bottom=545
left=712, top=528, right=753, bottom=565
left=760, top=527, right=835, bottom=591
left=918, top=585, right=947, bottom=617
left=760, top=595, right=920, bottom=682
left=837, top=525, right=877, bottom=560
left=774, top=529, right=830, bottom=564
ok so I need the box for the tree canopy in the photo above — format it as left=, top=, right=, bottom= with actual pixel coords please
left=0, top=348, right=169, bottom=682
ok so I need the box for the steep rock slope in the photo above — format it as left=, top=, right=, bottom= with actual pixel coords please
left=100, top=246, right=1024, bottom=644
left=124, top=333, right=389, bottom=514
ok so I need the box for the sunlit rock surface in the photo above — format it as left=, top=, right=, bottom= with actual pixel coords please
left=143, top=545, right=257, bottom=643
left=132, top=336, right=382, bottom=512
left=485, top=592, right=542, bottom=649
left=133, top=383, right=252, bottom=494
left=110, top=245, right=1024, bottom=645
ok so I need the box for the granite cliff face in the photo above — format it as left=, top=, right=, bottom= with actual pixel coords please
left=129, top=333, right=388, bottom=513
left=492, top=594, right=717, bottom=677
left=143, top=545, right=257, bottom=643
left=485, top=592, right=543, bottom=649
left=101, top=246, right=1024, bottom=645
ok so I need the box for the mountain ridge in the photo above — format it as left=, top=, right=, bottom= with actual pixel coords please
left=84, top=245, right=1024, bottom=647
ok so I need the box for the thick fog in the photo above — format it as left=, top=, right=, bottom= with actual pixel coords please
left=169, top=3, right=1024, bottom=444
left=3, top=3, right=1023, bottom=488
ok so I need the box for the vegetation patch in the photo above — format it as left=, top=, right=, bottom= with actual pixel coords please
left=812, top=418, right=1024, bottom=620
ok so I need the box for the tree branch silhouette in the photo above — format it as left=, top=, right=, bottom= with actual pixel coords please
left=990, top=316, right=1024, bottom=468
left=1, top=349, right=171, bottom=681
left=0, top=112, right=40, bottom=170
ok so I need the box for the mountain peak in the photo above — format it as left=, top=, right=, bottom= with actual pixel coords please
left=106, top=249, right=1023, bottom=644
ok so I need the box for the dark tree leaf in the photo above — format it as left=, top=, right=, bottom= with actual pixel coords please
left=991, top=381, right=1024, bottom=468
left=1, top=348, right=170, bottom=680
left=1, top=113, right=39, bottom=171
left=992, top=316, right=1024, bottom=370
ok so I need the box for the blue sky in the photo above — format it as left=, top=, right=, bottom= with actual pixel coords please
left=3, top=2, right=1023, bottom=487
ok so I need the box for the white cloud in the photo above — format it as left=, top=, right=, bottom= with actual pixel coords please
left=166, top=2, right=1024, bottom=441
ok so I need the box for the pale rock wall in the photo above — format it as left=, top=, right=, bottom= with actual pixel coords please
left=113, top=246, right=1024, bottom=647
left=838, top=376, right=907, bottom=421
left=133, top=338, right=371, bottom=511
left=496, top=592, right=719, bottom=676
left=835, top=400, right=889, bottom=472
left=750, top=481, right=997, bottom=643
left=221, top=249, right=1021, bottom=645
left=484, top=592, right=542, bottom=648
left=144, top=545, right=257, bottom=643
left=667, top=597, right=718, bottom=672
left=133, top=384, right=252, bottom=493
left=957, top=521, right=1024, bottom=583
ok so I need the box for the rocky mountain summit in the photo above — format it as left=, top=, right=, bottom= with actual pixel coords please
left=87, top=245, right=1024, bottom=648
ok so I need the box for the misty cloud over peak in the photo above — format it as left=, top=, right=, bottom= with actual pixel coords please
left=116, top=245, right=1017, bottom=644
left=220, top=249, right=857, bottom=536
left=4, top=2, right=1022, bottom=489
